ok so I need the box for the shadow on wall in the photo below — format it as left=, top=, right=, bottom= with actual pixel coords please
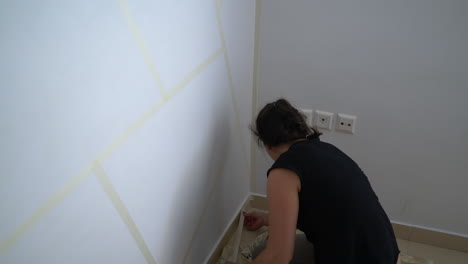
left=162, top=106, right=231, bottom=263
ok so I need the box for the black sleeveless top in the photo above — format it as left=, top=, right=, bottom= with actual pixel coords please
left=267, top=138, right=400, bottom=264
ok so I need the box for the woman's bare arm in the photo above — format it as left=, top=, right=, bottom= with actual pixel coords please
left=251, top=168, right=301, bottom=264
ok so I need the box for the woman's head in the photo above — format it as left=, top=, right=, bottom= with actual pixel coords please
left=251, top=98, right=321, bottom=151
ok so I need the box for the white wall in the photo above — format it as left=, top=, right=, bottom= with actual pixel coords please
left=254, top=0, right=468, bottom=236
left=0, top=0, right=255, bottom=263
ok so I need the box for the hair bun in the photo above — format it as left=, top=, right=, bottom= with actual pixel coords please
left=251, top=98, right=321, bottom=146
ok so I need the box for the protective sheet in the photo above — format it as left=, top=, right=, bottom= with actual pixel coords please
left=218, top=232, right=433, bottom=264
left=216, top=200, right=268, bottom=264
left=217, top=200, right=434, bottom=264
left=217, top=226, right=268, bottom=264
left=400, top=254, right=433, bottom=264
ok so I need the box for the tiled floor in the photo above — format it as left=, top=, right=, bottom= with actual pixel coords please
left=397, top=239, right=468, bottom=264
left=225, top=231, right=468, bottom=264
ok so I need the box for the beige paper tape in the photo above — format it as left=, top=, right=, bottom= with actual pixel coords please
left=97, top=47, right=224, bottom=164
left=93, top=161, right=158, bottom=264
left=0, top=164, right=93, bottom=256
left=216, top=0, right=226, bottom=11
left=117, top=0, right=167, bottom=99
left=0, top=48, right=223, bottom=256
left=231, top=200, right=251, bottom=262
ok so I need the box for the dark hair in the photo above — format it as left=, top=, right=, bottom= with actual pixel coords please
left=251, top=98, right=322, bottom=147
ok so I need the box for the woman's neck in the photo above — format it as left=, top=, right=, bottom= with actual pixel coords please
left=273, top=138, right=307, bottom=160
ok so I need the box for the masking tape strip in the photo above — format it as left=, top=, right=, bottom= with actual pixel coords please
left=181, top=140, right=232, bottom=264
left=0, top=48, right=223, bottom=256
left=214, top=1, right=250, bottom=171
left=117, top=0, right=167, bottom=98
left=216, top=0, right=226, bottom=11
left=0, top=165, right=93, bottom=256
left=97, top=48, right=224, bottom=163
left=250, top=0, right=262, bottom=192
left=231, top=201, right=251, bottom=262
left=167, top=48, right=224, bottom=100
left=92, top=161, right=158, bottom=264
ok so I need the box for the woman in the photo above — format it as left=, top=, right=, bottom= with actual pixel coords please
left=229, top=99, right=400, bottom=264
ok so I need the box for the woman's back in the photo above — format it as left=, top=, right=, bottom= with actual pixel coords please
left=268, top=138, right=400, bottom=263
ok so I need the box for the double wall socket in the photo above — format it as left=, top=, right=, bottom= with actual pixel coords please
left=301, top=108, right=357, bottom=134
left=336, top=113, right=357, bottom=134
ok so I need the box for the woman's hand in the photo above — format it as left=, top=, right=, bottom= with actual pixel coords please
left=243, top=211, right=267, bottom=231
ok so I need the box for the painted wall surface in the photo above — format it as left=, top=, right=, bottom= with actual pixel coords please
left=0, top=0, right=255, bottom=263
left=254, top=0, right=468, bottom=236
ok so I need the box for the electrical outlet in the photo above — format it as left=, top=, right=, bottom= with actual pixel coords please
left=314, top=110, right=334, bottom=130
left=300, top=109, right=313, bottom=126
left=336, top=113, right=357, bottom=134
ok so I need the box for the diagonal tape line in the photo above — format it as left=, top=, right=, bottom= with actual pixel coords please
left=0, top=164, right=93, bottom=256
left=117, top=0, right=167, bottom=98
left=92, top=161, right=157, bottom=264
left=97, top=47, right=224, bottom=163
left=214, top=1, right=250, bottom=171
left=181, top=140, right=232, bottom=264
left=0, top=48, right=224, bottom=256
left=96, top=98, right=166, bottom=163
left=167, top=48, right=225, bottom=99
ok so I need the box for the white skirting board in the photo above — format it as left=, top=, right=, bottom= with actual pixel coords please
left=203, top=193, right=253, bottom=264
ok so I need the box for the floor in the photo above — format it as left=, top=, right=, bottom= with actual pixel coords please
left=218, top=197, right=468, bottom=264
left=221, top=229, right=468, bottom=264
left=396, top=238, right=468, bottom=264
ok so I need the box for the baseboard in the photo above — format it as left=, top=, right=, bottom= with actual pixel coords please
left=392, top=222, right=468, bottom=253
left=203, top=194, right=251, bottom=264
left=207, top=193, right=468, bottom=258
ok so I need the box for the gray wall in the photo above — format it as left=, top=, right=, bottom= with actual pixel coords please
left=254, top=0, right=468, bottom=236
